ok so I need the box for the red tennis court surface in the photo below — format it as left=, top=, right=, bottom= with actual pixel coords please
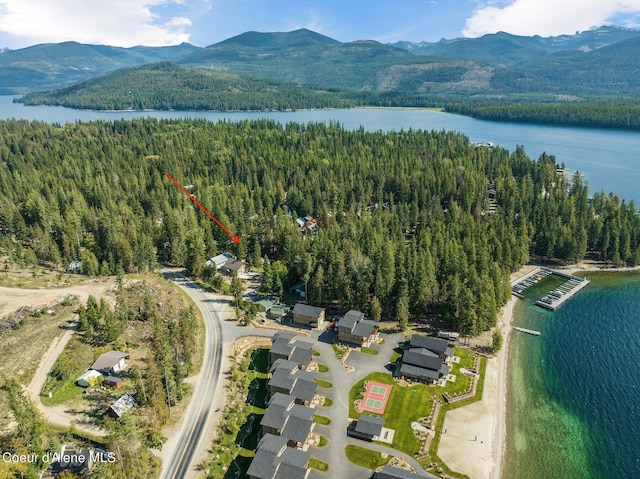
left=361, top=381, right=391, bottom=414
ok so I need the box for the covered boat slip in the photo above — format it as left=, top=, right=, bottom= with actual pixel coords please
left=511, top=267, right=590, bottom=311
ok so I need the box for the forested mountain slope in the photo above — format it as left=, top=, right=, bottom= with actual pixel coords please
left=19, top=62, right=357, bottom=111
left=0, top=41, right=199, bottom=93
left=1, top=119, right=638, bottom=335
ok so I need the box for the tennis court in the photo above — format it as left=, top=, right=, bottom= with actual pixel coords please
left=361, top=381, right=391, bottom=414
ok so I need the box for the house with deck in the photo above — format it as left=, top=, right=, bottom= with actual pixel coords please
left=398, top=335, right=454, bottom=384
left=269, top=332, right=314, bottom=370
left=337, top=310, right=379, bottom=346
left=260, top=393, right=316, bottom=449
left=268, top=359, right=317, bottom=406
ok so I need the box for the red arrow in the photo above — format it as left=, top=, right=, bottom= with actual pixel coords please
left=165, top=173, right=240, bottom=244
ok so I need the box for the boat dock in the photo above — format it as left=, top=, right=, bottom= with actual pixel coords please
left=535, top=271, right=590, bottom=311
left=513, top=326, right=541, bottom=336
left=511, top=267, right=552, bottom=297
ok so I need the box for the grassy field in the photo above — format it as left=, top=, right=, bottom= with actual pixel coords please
left=309, top=457, right=329, bottom=471
left=0, top=265, right=83, bottom=289
left=349, top=372, right=436, bottom=455
left=0, top=304, right=78, bottom=429
left=345, top=445, right=391, bottom=469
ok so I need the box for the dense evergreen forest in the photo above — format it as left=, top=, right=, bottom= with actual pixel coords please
left=444, top=99, right=640, bottom=131
left=19, top=62, right=358, bottom=111
left=1, top=118, right=639, bottom=336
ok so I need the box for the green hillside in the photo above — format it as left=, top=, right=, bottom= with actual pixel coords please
left=20, top=62, right=357, bottom=111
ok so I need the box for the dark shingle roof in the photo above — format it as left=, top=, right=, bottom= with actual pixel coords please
left=402, top=349, right=443, bottom=371
left=399, top=363, right=441, bottom=380
left=352, top=319, right=378, bottom=338
left=272, top=332, right=296, bottom=343
left=90, top=351, right=129, bottom=372
left=289, top=348, right=313, bottom=367
left=338, top=310, right=364, bottom=329
left=374, top=464, right=439, bottom=479
left=355, top=414, right=384, bottom=436
left=271, top=338, right=295, bottom=358
left=408, top=335, right=451, bottom=355
left=290, top=376, right=317, bottom=403
left=292, top=303, right=324, bottom=319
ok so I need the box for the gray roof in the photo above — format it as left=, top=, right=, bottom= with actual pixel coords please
left=355, top=414, right=384, bottom=436
left=248, top=434, right=310, bottom=479
left=247, top=435, right=288, bottom=479
left=222, top=258, right=247, bottom=271
left=338, top=310, right=364, bottom=330
left=399, top=363, right=445, bottom=381
left=290, top=376, right=317, bottom=403
left=269, top=363, right=317, bottom=403
left=409, top=335, right=452, bottom=356
left=275, top=463, right=310, bottom=479
left=281, top=413, right=314, bottom=444
left=271, top=338, right=295, bottom=358
left=90, top=351, right=129, bottom=372
left=272, top=332, right=296, bottom=343
left=292, top=303, right=324, bottom=319
left=289, top=348, right=313, bottom=367
left=374, top=464, right=439, bottom=479
left=402, top=349, right=444, bottom=371
left=352, top=319, right=378, bottom=338
left=270, top=359, right=299, bottom=374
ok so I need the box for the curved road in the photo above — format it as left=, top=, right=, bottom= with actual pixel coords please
left=160, top=271, right=224, bottom=479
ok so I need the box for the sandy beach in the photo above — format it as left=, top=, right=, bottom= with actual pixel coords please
left=437, top=295, right=516, bottom=479
left=438, top=261, right=640, bottom=479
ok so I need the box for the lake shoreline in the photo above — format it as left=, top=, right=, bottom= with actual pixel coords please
left=439, top=261, right=640, bottom=479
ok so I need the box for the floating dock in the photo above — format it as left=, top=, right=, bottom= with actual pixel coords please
left=511, top=267, right=551, bottom=297
left=513, top=327, right=541, bottom=336
left=535, top=270, right=590, bottom=311
left=511, top=267, right=590, bottom=311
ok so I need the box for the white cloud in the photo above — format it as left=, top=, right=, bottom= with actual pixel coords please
left=0, top=0, right=192, bottom=47
left=463, top=0, right=640, bottom=37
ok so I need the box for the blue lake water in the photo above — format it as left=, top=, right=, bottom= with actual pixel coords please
left=1, top=96, right=640, bottom=203
left=1, top=95, right=640, bottom=477
left=507, top=272, right=640, bottom=478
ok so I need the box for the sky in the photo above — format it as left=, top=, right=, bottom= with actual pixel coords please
left=1, top=0, right=640, bottom=49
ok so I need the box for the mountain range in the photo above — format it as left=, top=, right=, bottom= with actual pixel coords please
left=4, top=25, right=640, bottom=99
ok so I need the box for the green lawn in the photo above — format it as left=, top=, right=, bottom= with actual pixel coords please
left=345, top=445, right=391, bottom=469
left=360, top=347, right=378, bottom=355
left=318, top=363, right=329, bottom=372
left=441, top=347, right=475, bottom=397
left=322, top=397, right=333, bottom=407
left=41, top=335, right=96, bottom=406
left=309, top=458, right=329, bottom=471
left=349, top=372, right=435, bottom=455
left=316, top=379, right=332, bottom=389
left=313, top=414, right=331, bottom=425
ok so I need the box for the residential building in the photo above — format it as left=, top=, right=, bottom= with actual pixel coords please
left=337, top=310, right=379, bottom=346
left=260, top=393, right=316, bottom=449
left=269, top=332, right=313, bottom=370
left=247, top=434, right=311, bottom=479
left=205, top=252, right=235, bottom=269
left=76, top=370, right=102, bottom=388
left=268, top=359, right=317, bottom=406
left=408, top=335, right=454, bottom=359
left=398, top=335, right=454, bottom=384
left=351, top=414, right=384, bottom=441
left=90, top=351, right=129, bottom=374
left=292, top=303, right=325, bottom=329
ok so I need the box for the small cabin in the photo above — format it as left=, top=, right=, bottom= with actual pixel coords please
left=103, top=376, right=123, bottom=388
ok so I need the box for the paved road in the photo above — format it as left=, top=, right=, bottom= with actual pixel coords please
left=160, top=271, right=224, bottom=479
